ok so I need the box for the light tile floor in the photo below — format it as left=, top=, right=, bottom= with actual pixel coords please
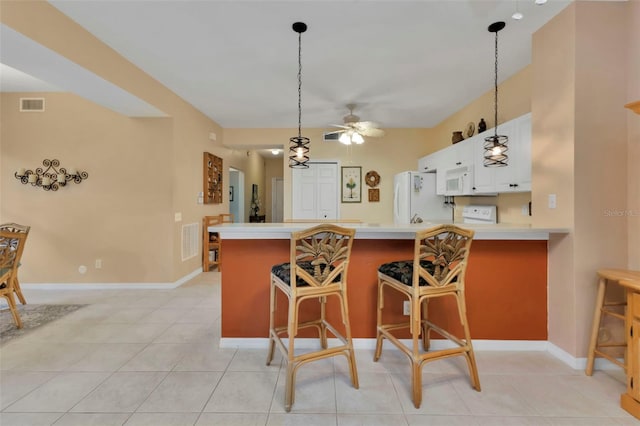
left=0, top=272, right=637, bottom=425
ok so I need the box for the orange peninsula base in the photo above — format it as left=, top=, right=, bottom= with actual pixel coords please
left=221, top=238, right=548, bottom=341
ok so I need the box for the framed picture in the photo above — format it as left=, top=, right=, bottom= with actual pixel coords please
left=368, top=188, right=380, bottom=202
left=341, top=166, right=362, bottom=203
left=229, top=185, right=234, bottom=202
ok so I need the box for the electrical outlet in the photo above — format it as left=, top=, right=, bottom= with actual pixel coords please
left=403, top=301, right=410, bottom=316
left=95, top=259, right=102, bottom=269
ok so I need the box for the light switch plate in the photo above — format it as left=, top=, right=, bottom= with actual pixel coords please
left=174, top=212, right=182, bottom=222
left=548, top=194, right=557, bottom=209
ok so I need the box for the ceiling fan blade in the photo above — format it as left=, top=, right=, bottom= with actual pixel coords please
left=359, top=127, right=385, bottom=137
left=330, top=124, right=351, bottom=129
left=353, top=121, right=380, bottom=129
left=324, top=129, right=346, bottom=135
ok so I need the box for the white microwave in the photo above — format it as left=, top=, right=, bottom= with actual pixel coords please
left=444, top=165, right=474, bottom=196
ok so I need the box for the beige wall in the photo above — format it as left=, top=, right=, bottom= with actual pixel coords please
left=1, top=93, right=174, bottom=283
left=1, top=1, right=230, bottom=284
left=628, top=0, right=640, bottom=270
left=532, top=1, right=632, bottom=357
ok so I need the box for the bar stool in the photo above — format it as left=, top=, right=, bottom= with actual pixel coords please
left=266, top=224, right=358, bottom=412
left=374, top=224, right=480, bottom=408
left=585, top=268, right=640, bottom=375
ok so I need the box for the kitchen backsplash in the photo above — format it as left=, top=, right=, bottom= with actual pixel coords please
left=453, top=192, right=532, bottom=225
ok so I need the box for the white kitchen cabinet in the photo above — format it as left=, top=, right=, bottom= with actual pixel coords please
left=493, top=113, right=531, bottom=192
left=472, top=113, right=531, bottom=194
left=418, top=151, right=442, bottom=173
left=417, top=113, right=531, bottom=196
left=418, top=150, right=446, bottom=195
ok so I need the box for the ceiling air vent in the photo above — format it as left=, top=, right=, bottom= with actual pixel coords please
left=20, top=98, right=45, bottom=112
left=323, top=132, right=339, bottom=142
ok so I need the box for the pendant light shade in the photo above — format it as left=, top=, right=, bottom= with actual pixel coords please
left=484, top=21, right=509, bottom=167
left=289, top=22, right=310, bottom=169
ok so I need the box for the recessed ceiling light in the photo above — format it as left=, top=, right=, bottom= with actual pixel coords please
left=535, top=0, right=547, bottom=5
left=271, top=149, right=280, bottom=155
left=512, top=12, right=523, bottom=20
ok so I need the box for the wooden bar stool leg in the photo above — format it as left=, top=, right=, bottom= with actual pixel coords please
left=586, top=277, right=607, bottom=376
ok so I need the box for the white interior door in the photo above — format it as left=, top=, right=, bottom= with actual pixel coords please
left=292, top=162, right=338, bottom=220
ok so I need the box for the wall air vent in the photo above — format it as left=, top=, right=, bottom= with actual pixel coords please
left=181, top=223, right=199, bottom=261
left=323, top=132, right=340, bottom=142
left=20, top=98, right=45, bottom=112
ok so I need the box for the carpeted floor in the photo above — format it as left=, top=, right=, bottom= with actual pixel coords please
left=0, top=304, right=86, bottom=345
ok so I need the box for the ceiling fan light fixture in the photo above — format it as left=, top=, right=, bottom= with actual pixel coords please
left=351, top=132, right=364, bottom=144
left=339, top=132, right=352, bottom=145
left=288, top=21, right=310, bottom=169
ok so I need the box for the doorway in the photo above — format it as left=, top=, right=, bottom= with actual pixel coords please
left=229, top=168, right=245, bottom=222
left=271, top=177, right=284, bottom=223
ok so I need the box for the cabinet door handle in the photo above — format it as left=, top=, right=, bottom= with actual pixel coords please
left=455, top=162, right=462, bottom=166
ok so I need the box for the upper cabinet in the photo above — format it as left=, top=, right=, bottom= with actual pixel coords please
left=418, top=113, right=532, bottom=196
left=473, top=113, right=531, bottom=194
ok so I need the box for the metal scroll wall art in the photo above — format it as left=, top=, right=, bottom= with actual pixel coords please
left=15, top=159, right=88, bottom=191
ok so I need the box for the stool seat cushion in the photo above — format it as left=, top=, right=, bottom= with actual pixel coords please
left=379, top=260, right=458, bottom=286
left=272, top=262, right=339, bottom=287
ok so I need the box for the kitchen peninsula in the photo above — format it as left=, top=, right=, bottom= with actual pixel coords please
left=210, top=222, right=569, bottom=346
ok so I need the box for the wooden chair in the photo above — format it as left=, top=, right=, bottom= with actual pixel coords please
left=0, top=227, right=30, bottom=328
left=585, top=268, right=640, bottom=375
left=220, top=213, right=234, bottom=224
left=374, top=224, right=480, bottom=408
left=266, top=224, right=359, bottom=411
left=202, top=215, right=222, bottom=272
left=0, top=223, right=30, bottom=305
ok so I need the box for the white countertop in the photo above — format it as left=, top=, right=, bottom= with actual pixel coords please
left=209, top=222, right=570, bottom=240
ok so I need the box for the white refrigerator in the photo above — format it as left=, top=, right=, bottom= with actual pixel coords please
left=393, top=171, right=452, bottom=224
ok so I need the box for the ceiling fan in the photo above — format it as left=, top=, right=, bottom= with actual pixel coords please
left=326, top=104, right=385, bottom=145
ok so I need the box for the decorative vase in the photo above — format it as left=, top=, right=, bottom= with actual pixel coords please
left=478, top=118, right=487, bottom=133
left=452, top=131, right=464, bottom=144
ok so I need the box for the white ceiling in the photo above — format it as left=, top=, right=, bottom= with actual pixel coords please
left=1, top=0, right=573, bottom=130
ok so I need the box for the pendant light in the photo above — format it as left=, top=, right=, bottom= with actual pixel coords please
left=289, top=22, right=310, bottom=168
left=483, top=21, right=509, bottom=167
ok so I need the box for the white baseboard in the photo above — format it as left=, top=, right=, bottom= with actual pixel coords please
left=220, top=337, right=548, bottom=352
left=546, top=341, right=623, bottom=371
left=21, top=268, right=203, bottom=290
left=220, top=338, right=623, bottom=371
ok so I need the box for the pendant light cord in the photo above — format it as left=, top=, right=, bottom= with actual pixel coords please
left=297, top=31, right=302, bottom=138
left=493, top=30, right=499, bottom=138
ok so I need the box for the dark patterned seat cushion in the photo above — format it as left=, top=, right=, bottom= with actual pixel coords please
left=271, top=261, right=339, bottom=287
left=379, top=260, right=457, bottom=286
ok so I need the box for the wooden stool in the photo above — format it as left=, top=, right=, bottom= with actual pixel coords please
left=585, top=268, right=640, bottom=375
